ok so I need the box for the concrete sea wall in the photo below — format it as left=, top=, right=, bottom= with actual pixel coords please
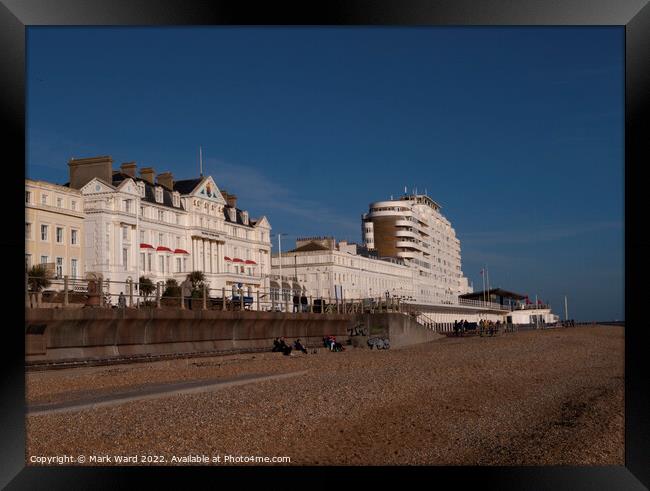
left=25, top=309, right=444, bottom=364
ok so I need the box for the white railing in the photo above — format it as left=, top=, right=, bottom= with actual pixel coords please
left=457, top=298, right=511, bottom=311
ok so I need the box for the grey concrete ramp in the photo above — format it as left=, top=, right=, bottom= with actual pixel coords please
left=352, top=313, right=444, bottom=349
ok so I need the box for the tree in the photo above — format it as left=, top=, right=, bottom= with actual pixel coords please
left=138, top=276, right=155, bottom=300
left=186, top=271, right=207, bottom=297
left=163, top=278, right=181, bottom=299
left=27, top=264, right=51, bottom=292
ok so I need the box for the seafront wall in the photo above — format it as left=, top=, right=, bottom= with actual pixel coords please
left=25, top=308, right=353, bottom=362
left=25, top=309, right=444, bottom=364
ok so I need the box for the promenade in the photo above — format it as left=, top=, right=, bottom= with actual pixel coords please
left=26, top=325, right=623, bottom=466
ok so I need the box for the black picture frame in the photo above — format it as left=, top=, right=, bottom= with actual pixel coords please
left=3, top=0, right=648, bottom=488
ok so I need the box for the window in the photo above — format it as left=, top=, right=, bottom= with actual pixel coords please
left=175, top=236, right=180, bottom=248
left=158, top=210, right=164, bottom=221
left=140, top=230, right=145, bottom=243
left=56, top=227, right=64, bottom=243
left=159, top=256, right=165, bottom=274
left=55, top=257, right=63, bottom=278
left=140, top=253, right=145, bottom=271
left=25, top=222, right=31, bottom=240
left=70, top=258, right=78, bottom=278
left=69, top=229, right=78, bottom=245
left=25, top=191, right=31, bottom=204
left=158, top=233, right=163, bottom=246
left=124, top=199, right=132, bottom=213
left=41, top=194, right=48, bottom=205
left=122, top=226, right=128, bottom=241
left=176, top=257, right=181, bottom=273
left=155, top=187, right=163, bottom=203
left=56, top=197, right=63, bottom=208
left=147, top=253, right=152, bottom=272
left=183, top=257, right=188, bottom=272
left=40, top=255, right=48, bottom=265
left=71, top=200, right=77, bottom=211
left=175, top=213, right=180, bottom=225
left=122, top=248, right=128, bottom=269
left=40, top=224, right=48, bottom=241
left=25, top=254, right=31, bottom=270
left=140, top=205, right=145, bottom=217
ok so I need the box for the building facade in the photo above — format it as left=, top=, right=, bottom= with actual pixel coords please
left=271, top=237, right=416, bottom=303
left=64, top=156, right=271, bottom=295
left=362, top=193, right=472, bottom=303
left=25, top=179, right=85, bottom=279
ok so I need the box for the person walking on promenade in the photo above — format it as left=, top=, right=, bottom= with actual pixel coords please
left=181, top=279, right=192, bottom=310
left=300, top=293, right=308, bottom=312
left=293, top=293, right=300, bottom=313
left=118, top=292, right=126, bottom=309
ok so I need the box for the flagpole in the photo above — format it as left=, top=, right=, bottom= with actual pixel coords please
left=486, top=265, right=490, bottom=304
left=199, top=145, right=203, bottom=177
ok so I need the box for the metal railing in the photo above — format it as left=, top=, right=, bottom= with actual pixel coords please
left=25, top=275, right=408, bottom=315
left=458, top=298, right=512, bottom=311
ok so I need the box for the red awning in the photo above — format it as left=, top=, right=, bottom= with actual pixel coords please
left=232, top=258, right=244, bottom=263
left=156, top=246, right=172, bottom=252
left=224, top=256, right=232, bottom=261
left=174, top=249, right=189, bottom=254
left=140, top=243, right=154, bottom=249
left=245, top=260, right=257, bottom=265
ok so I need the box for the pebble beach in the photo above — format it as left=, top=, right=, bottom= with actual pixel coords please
left=26, top=325, right=624, bottom=466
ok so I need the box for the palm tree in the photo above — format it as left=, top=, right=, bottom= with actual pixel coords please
left=163, top=278, right=181, bottom=299
left=186, top=271, right=206, bottom=297
left=28, top=264, right=51, bottom=292
left=138, top=276, right=155, bottom=301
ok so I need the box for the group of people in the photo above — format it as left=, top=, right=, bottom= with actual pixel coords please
left=453, top=319, right=471, bottom=336
left=272, top=337, right=308, bottom=356
left=452, top=319, right=503, bottom=336
left=292, top=294, right=309, bottom=312
left=479, top=319, right=501, bottom=336
left=323, top=335, right=344, bottom=352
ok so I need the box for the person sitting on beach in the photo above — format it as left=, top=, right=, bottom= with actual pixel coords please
left=277, top=336, right=292, bottom=356
left=272, top=337, right=283, bottom=352
left=327, top=335, right=337, bottom=351
left=293, top=338, right=308, bottom=354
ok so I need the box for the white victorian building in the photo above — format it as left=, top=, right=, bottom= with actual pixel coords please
left=67, top=156, right=271, bottom=295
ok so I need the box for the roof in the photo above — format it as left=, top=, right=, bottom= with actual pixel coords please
left=112, top=172, right=183, bottom=210
left=459, top=288, right=526, bottom=301
left=289, top=242, right=331, bottom=253
left=223, top=207, right=255, bottom=228
left=173, top=178, right=204, bottom=195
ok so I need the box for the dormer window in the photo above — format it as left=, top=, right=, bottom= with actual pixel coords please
left=228, top=208, right=236, bottom=222
left=172, top=191, right=180, bottom=207
left=241, top=211, right=249, bottom=225
left=155, top=186, right=163, bottom=203
left=137, top=182, right=145, bottom=197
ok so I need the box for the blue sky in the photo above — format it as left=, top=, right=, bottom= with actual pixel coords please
left=26, top=27, right=624, bottom=321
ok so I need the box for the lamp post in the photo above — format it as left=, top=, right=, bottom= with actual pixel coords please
left=272, top=233, right=287, bottom=310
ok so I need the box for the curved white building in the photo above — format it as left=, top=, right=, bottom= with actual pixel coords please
left=362, top=193, right=471, bottom=303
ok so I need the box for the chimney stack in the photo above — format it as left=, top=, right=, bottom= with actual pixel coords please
left=120, top=162, right=137, bottom=177
left=226, top=194, right=237, bottom=209
left=68, top=156, right=113, bottom=190
left=139, top=167, right=155, bottom=184
left=157, top=171, right=174, bottom=190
